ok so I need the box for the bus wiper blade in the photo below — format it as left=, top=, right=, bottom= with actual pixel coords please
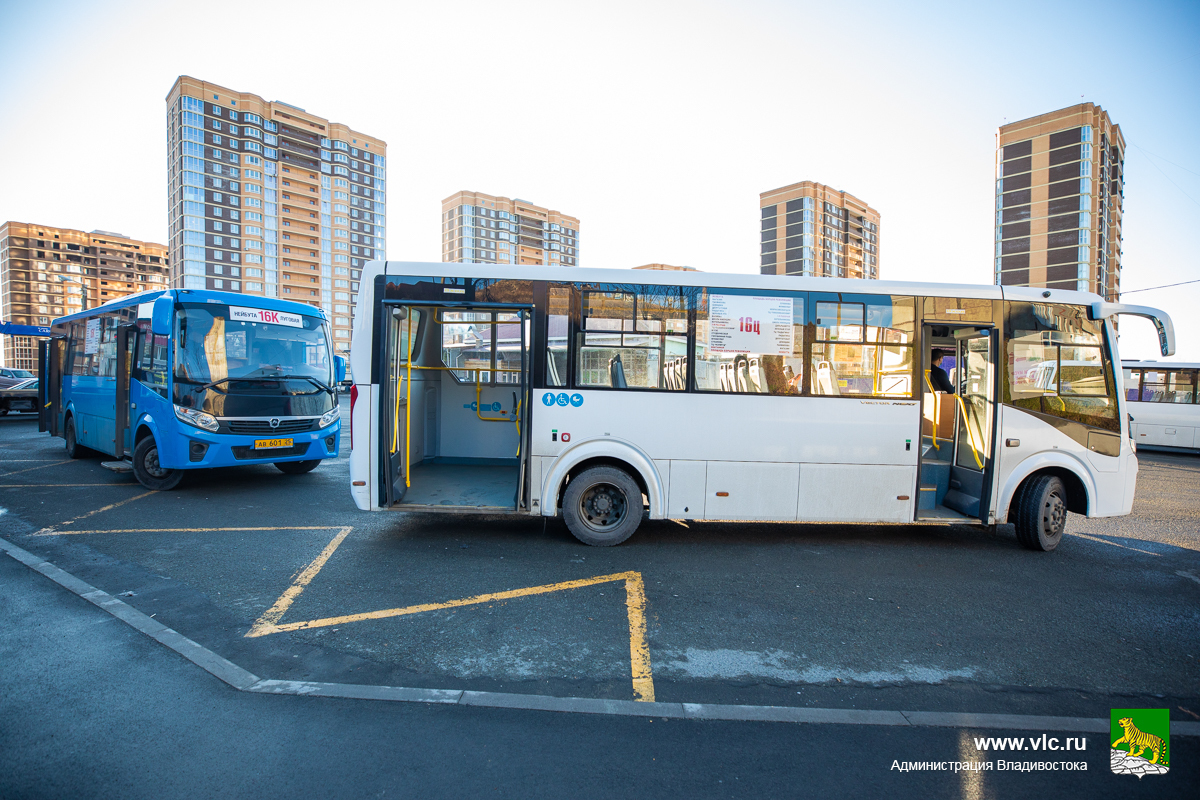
left=265, top=373, right=335, bottom=393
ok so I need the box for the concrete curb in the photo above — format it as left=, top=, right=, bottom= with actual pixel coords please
left=4, top=535, right=1199, bottom=736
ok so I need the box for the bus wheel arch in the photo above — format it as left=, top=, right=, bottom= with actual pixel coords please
left=1006, top=465, right=1090, bottom=552
left=543, top=442, right=665, bottom=521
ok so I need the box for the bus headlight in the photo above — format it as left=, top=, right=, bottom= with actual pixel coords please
left=318, top=408, right=340, bottom=429
left=174, top=404, right=219, bottom=432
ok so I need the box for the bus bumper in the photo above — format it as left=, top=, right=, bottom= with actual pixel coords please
left=159, top=420, right=341, bottom=469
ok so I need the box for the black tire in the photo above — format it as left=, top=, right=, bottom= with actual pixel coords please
left=1013, top=474, right=1067, bottom=552
left=64, top=415, right=88, bottom=458
left=132, top=435, right=185, bottom=491
left=0, top=408, right=8, bottom=416
left=562, top=466, right=643, bottom=547
left=275, top=459, right=321, bottom=475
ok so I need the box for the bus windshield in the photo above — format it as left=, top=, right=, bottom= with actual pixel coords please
left=174, top=303, right=332, bottom=390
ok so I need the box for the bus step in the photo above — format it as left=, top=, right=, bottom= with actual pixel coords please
left=100, top=461, right=134, bottom=474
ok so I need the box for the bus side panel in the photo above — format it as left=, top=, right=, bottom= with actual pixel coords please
left=69, top=376, right=118, bottom=457
left=348, top=383, right=376, bottom=511
left=1127, top=400, right=1198, bottom=450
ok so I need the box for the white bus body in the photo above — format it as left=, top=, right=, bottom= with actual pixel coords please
left=1122, top=361, right=1199, bottom=453
left=348, top=261, right=1174, bottom=551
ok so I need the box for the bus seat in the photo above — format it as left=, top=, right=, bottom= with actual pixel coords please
left=720, top=362, right=731, bottom=392
left=749, top=357, right=769, bottom=393
left=815, top=360, right=840, bottom=396
left=546, top=347, right=562, bottom=387
left=734, top=355, right=750, bottom=393
left=609, top=354, right=628, bottom=388
left=676, top=357, right=687, bottom=390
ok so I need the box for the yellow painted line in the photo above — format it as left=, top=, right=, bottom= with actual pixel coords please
left=252, top=569, right=657, bottom=703
left=0, top=460, right=72, bottom=477
left=0, top=484, right=137, bottom=487
left=623, top=572, right=655, bottom=702
left=34, top=490, right=157, bottom=535
left=32, top=526, right=339, bottom=535
left=246, top=527, right=353, bottom=638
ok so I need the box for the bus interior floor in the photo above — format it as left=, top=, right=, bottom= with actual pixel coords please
left=400, top=463, right=519, bottom=508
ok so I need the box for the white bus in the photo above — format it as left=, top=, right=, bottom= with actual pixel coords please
left=347, top=261, right=1174, bottom=552
left=1122, top=361, right=1199, bottom=453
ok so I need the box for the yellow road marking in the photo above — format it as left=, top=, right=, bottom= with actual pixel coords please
left=33, top=490, right=157, bottom=535
left=0, top=460, right=72, bottom=477
left=0, top=484, right=137, bottom=487
left=246, top=527, right=352, bottom=637
left=250, top=568, right=657, bottom=702
left=32, top=526, right=339, bottom=535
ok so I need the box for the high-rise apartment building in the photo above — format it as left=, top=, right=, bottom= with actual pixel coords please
left=994, top=103, right=1124, bottom=299
left=441, top=191, right=579, bottom=266
left=760, top=182, right=880, bottom=279
left=0, top=221, right=169, bottom=371
left=166, top=76, right=386, bottom=355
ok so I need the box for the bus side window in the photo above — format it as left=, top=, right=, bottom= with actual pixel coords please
left=1123, top=368, right=1141, bottom=402
left=810, top=295, right=914, bottom=398
left=546, top=286, right=569, bottom=387
left=1004, top=301, right=1118, bottom=432
left=575, top=286, right=686, bottom=390
left=694, top=290, right=805, bottom=395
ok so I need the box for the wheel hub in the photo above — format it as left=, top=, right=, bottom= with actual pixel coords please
left=1043, top=493, right=1066, bottom=534
left=144, top=447, right=169, bottom=479
left=580, top=484, right=625, bottom=530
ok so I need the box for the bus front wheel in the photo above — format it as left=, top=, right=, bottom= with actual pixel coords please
left=132, top=435, right=185, bottom=491
left=1013, top=474, right=1066, bottom=552
left=275, top=459, right=320, bottom=475
left=562, top=466, right=643, bottom=547
left=64, top=415, right=89, bottom=459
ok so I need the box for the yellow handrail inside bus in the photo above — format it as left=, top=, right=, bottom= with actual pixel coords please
left=955, top=394, right=985, bottom=470
left=922, top=370, right=940, bottom=451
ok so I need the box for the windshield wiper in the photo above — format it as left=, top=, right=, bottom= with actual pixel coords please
left=256, top=373, right=334, bottom=393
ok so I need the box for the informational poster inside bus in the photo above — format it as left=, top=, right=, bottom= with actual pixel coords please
left=708, top=295, right=793, bottom=355
left=84, top=317, right=101, bottom=355
left=229, top=306, right=303, bottom=328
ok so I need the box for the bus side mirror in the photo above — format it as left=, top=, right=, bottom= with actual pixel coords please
left=152, top=295, right=173, bottom=335
left=334, top=355, right=347, bottom=384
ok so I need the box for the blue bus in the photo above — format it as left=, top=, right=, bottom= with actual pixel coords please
left=38, top=289, right=345, bottom=490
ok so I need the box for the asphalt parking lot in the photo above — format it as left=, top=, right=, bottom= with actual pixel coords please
left=2, top=401, right=1199, bottom=796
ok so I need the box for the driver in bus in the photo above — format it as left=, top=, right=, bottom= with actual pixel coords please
left=930, top=351, right=955, bottom=394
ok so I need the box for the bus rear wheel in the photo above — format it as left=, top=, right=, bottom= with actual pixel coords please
left=563, top=466, right=642, bottom=547
left=275, top=459, right=320, bottom=475
left=132, top=435, right=185, bottom=491
left=1013, top=474, right=1067, bottom=552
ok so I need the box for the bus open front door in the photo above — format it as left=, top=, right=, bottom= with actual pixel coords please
left=38, top=338, right=64, bottom=436
left=113, top=324, right=137, bottom=459
left=917, top=325, right=998, bottom=522
left=381, top=302, right=532, bottom=514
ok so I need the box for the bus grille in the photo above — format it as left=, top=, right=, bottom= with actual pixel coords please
left=230, top=443, right=313, bottom=460
left=225, top=419, right=315, bottom=434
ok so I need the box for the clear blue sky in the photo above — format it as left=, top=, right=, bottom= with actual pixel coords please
left=1, top=0, right=1196, bottom=358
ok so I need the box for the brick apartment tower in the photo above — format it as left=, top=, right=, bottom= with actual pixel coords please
left=441, top=191, right=579, bottom=267
left=0, top=222, right=169, bottom=372
left=760, top=181, right=880, bottom=279
left=995, top=103, right=1124, bottom=299
left=166, top=76, right=387, bottom=356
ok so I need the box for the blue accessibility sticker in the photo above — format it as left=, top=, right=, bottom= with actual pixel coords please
left=463, top=401, right=504, bottom=412
left=570, top=393, right=584, bottom=407
left=542, top=392, right=556, bottom=406
left=556, top=392, right=570, bottom=406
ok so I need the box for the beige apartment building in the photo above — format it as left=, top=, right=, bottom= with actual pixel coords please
left=166, top=76, right=387, bottom=356
left=0, top=221, right=169, bottom=372
left=442, top=191, right=579, bottom=267
left=995, top=103, right=1124, bottom=299
left=760, top=182, right=880, bottom=279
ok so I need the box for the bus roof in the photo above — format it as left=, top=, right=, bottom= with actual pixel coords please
left=51, top=288, right=329, bottom=327
left=370, top=260, right=1104, bottom=307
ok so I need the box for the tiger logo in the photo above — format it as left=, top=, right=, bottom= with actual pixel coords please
left=1112, top=717, right=1169, bottom=766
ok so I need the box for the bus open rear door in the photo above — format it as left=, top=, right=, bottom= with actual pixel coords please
left=38, top=337, right=64, bottom=436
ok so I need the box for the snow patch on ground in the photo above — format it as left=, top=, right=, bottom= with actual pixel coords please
left=660, top=647, right=976, bottom=685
